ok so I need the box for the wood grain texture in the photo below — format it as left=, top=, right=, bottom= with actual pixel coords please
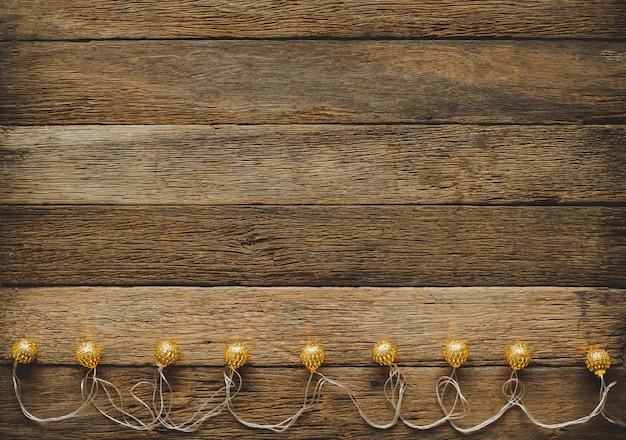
left=1, top=124, right=625, bottom=205
left=1, top=206, right=624, bottom=287
left=1, top=40, right=624, bottom=125
left=0, top=287, right=624, bottom=366
left=1, top=1, right=624, bottom=438
left=0, top=365, right=624, bottom=439
left=1, top=1, right=625, bottom=40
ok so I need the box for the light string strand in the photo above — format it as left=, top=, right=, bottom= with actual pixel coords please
left=312, top=365, right=405, bottom=429
left=439, top=370, right=620, bottom=433
left=516, top=372, right=614, bottom=429
left=91, top=370, right=161, bottom=430
left=399, top=367, right=470, bottom=430
left=600, top=375, right=626, bottom=427
left=157, top=367, right=232, bottom=432
left=224, top=368, right=324, bottom=432
left=10, top=339, right=625, bottom=433
left=12, top=361, right=98, bottom=423
left=442, top=370, right=521, bottom=433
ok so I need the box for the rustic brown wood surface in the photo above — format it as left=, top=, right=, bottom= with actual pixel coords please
left=1, top=365, right=624, bottom=439
left=1, top=124, right=625, bottom=205
left=0, top=287, right=624, bottom=367
left=1, top=40, right=625, bottom=125
left=1, top=0, right=624, bottom=438
left=1, top=1, right=624, bottom=40
left=1, top=206, right=624, bottom=287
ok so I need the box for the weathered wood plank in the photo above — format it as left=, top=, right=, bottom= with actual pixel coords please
left=0, top=206, right=624, bottom=287
left=1, top=41, right=624, bottom=125
left=1, top=125, right=625, bottom=205
left=0, top=365, right=624, bottom=439
left=1, top=1, right=624, bottom=40
left=0, top=287, right=623, bottom=366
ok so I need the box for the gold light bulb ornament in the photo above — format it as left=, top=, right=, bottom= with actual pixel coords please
left=76, top=342, right=101, bottom=369
left=585, top=348, right=610, bottom=376
left=225, top=342, right=249, bottom=370
left=506, top=342, right=531, bottom=371
left=444, top=340, right=469, bottom=369
left=155, top=340, right=180, bottom=369
left=300, top=343, right=324, bottom=373
left=12, top=339, right=38, bottom=364
left=372, top=341, right=397, bottom=366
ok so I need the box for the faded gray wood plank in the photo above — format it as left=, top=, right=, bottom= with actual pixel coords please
left=0, top=365, right=624, bottom=439
left=1, top=1, right=624, bottom=40
left=0, top=206, right=624, bottom=287
left=1, top=40, right=624, bottom=125
left=1, top=125, right=625, bottom=205
left=0, top=287, right=623, bottom=366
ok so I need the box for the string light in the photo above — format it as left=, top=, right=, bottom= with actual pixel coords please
left=400, top=340, right=469, bottom=430
left=586, top=348, right=610, bottom=377
left=225, top=343, right=327, bottom=432
left=300, top=343, right=324, bottom=373
left=157, top=342, right=247, bottom=432
left=155, top=340, right=180, bottom=369
left=12, top=339, right=98, bottom=423
left=443, top=340, right=468, bottom=369
left=76, top=342, right=101, bottom=369
left=9, top=339, right=625, bottom=432
left=91, top=340, right=180, bottom=431
left=372, top=341, right=397, bottom=367
left=506, top=342, right=531, bottom=371
left=224, top=342, right=249, bottom=370
left=329, top=340, right=405, bottom=429
left=584, top=348, right=626, bottom=427
left=12, top=339, right=38, bottom=365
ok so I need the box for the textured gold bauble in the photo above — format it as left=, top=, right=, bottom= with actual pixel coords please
left=444, top=340, right=468, bottom=368
left=12, top=339, right=38, bottom=364
left=225, top=342, right=249, bottom=370
left=586, top=348, right=610, bottom=376
left=300, top=343, right=324, bottom=372
left=506, top=342, right=531, bottom=371
left=372, top=341, right=397, bottom=366
left=76, top=342, right=101, bottom=369
left=155, top=340, right=180, bottom=369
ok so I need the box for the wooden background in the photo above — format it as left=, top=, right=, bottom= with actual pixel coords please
left=0, top=1, right=625, bottom=438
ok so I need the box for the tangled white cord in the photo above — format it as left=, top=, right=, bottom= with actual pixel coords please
left=10, top=339, right=626, bottom=433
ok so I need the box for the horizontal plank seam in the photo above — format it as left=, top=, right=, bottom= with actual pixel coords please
left=2, top=285, right=620, bottom=289
left=3, top=121, right=626, bottom=127
left=2, top=36, right=626, bottom=43
left=2, top=123, right=625, bottom=129
left=3, top=283, right=625, bottom=289
left=2, top=203, right=626, bottom=208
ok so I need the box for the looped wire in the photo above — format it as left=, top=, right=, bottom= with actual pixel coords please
left=445, top=370, right=521, bottom=433
left=13, top=357, right=626, bottom=432
left=502, top=373, right=525, bottom=405
left=401, top=367, right=469, bottom=430
left=224, top=369, right=324, bottom=432
left=12, top=361, right=98, bottom=423
left=599, top=375, right=625, bottom=427
left=315, top=364, right=405, bottom=429
left=157, top=367, right=233, bottom=432
left=91, top=369, right=161, bottom=430
left=435, top=368, right=470, bottom=420
left=514, top=371, right=614, bottom=429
